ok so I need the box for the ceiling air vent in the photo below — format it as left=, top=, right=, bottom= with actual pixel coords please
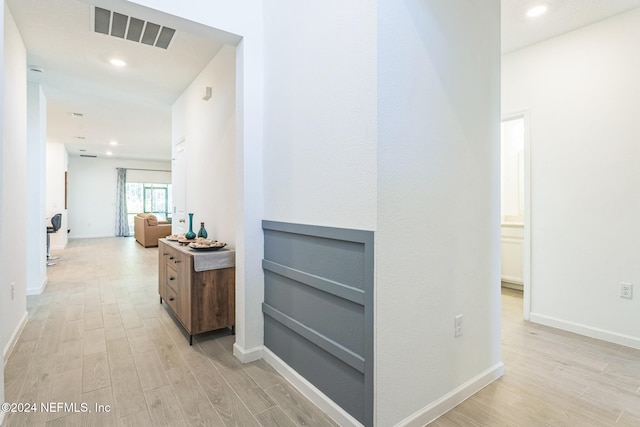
left=80, top=154, right=98, bottom=158
left=94, top=7, right=176, bottom=49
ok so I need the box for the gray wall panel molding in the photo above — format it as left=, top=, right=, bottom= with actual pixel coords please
left=262, top=259, right=365, bottom=304
left=262, top=220, right=374, bottom=426
left=264, top=269, right=365, bottom=356
left=262, top=220, right=374, bottom=245
left=263, top=303, right=365, bottom=373
left=263, top=225, right=368, bottom=290
left=264, top=316, right=365, bottom=422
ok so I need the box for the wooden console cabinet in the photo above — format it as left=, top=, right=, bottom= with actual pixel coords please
left=158, top=239, right=235, bottom=344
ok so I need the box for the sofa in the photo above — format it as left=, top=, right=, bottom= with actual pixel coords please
left=134, top=213, right=172, bottom=247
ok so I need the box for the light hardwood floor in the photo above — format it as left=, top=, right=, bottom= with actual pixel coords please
left=5, top=238, right=640, bottom=426
left=431, top=288, right=640, bottom=426
left=3, top=238, right=338, bottom=427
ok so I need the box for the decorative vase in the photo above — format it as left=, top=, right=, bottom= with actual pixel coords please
left=185, top=213, right=196, bottom=239
left=198, top=222, right=208, bottom=238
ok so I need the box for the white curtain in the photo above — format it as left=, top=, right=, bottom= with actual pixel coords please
left=115, top=168, right=129, bottom=237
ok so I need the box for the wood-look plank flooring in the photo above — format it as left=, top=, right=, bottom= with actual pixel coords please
left=6, top=238, right=640, bottom=426
left=3, top=238, right=337, bottom=427
left=431, top=288, right=640, bottom=426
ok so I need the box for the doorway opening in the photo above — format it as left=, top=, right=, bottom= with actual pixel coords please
left=500, top=112, right=531, bottom=319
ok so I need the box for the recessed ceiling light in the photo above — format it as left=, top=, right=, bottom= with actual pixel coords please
left=106, top=151, right=113, bottom=156
left=70, top=112, right=84, bottom=118
left=109, top=58, right=127, bottom=67
left=526, top=4, right=548, bottom=18
left=109, top=140, right=118, bottom=146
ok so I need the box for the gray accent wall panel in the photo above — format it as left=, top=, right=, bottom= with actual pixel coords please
left=263, top=270, right=365, bottom=356
left=262, top=220, right=373, bottom=426
left=264, top=315, right=365, bottom=420
left=264, top=226, right=367, bottom=290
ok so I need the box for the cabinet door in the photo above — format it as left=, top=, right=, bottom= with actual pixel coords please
left=192, top=267, right=235, bottom=334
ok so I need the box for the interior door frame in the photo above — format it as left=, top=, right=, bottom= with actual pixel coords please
left=173, top=138, right=187, bottom=234
left=501, top=110, right=532, bottom=320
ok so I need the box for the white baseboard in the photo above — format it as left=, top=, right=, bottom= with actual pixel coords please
left=263, top=347, right=363, bottom=427
left=232, top=343, right=263, bottom=363
left=530, top=312, right=640, bottom=350
left=26, top=277, right=48, bottom=296
left=396, top=362, right=505, bottom=427
left=4, top=311, right=28, bottom=367
left=68, top=234, right=113, bottom=240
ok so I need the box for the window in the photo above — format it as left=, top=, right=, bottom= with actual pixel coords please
left=126, top=183, right=173, bottom=233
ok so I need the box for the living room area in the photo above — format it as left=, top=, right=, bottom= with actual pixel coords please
left=42, top=150, right=174, bottom=286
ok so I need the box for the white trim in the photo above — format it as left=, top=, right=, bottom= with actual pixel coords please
left=65, top=234, right=114, bottom=240
left=0, top=409, right=5, bottom=426
left=3, top=311, right=28, bottom=366
left=232, top=342, right=263, bottom=363
left=263, top=347, right=363, bottom=427
left=530, top=313, right=640, bottom=350
left=26, top=277, right=48, bottom=296
left=395, top=362, right=505, bottom=427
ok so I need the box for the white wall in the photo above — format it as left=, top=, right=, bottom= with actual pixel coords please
left=503, top=8, right=640, bottom=347
left=2, top=0, right=28, bottom=368
left=129, top=2, right=503, bottom=426
left=0, top=0, right=6, bottom=417
left=67, top=156, right=171, bottom=238
left=172, top=45, right=236, bottom=246
left=26, top=83, right=47, bottom=295
left=45, top=142, right=68, bottom=249
left=262, top=0, right=377, bottom=230
left=126, top=0, right=265, bottom=357
left=261, top=3, right=377, bottom=424
left=377, top=1, right=502, bottom=425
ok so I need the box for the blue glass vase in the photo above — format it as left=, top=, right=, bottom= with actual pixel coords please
left=197, top=222, right=208, bottom=238
left=185, top=213, right=196, bottom=239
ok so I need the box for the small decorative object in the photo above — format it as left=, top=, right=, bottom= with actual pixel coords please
left=185, top=213, right=196, bottom=239
left=198, top=222, right=208, bottom=238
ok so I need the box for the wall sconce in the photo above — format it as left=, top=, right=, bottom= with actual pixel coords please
left=203, top=86, right=212, bottom=101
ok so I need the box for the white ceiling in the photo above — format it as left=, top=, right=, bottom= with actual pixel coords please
left=7, top=0, right=229, bottom=161
left=502, top=0, right=640, bottom=53
left=8, top=0, right=640, bottom=161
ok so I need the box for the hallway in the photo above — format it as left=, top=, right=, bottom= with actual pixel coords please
left=3, top=238, right=337, bottom=427
left=432, top=290, right=640, bottom=426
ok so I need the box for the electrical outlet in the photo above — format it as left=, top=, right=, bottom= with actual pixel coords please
left=454, top=314, right=463, bottom=337
left=11, top=282, right=15, bottom=300
left=620, top=282, right=633, bottom=299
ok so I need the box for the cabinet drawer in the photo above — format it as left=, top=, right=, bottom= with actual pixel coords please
left=166, top=265, right=179, bottom=293
left=165, top=248, right=179, bottom=267
left=160, top=244, right=175, bottom=262
left=165, top=285, right=179, bottom=314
